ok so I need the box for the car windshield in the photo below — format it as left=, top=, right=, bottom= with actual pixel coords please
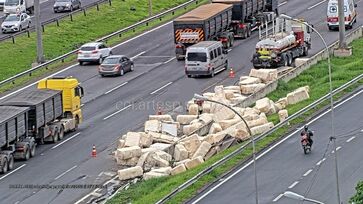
left=80, top=46, right=96, bottom=51
left=4, top=15, right=19, bottom=22
left=103, top=58, right=120, bottom=64
left=4, top=0, right=19, bottom=6
left=187, top=52, right=207, bottom=62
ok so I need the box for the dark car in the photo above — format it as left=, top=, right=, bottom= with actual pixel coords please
left=53, top=0, right=81, bottom=13
left=98, top=55, right=134, bottom=77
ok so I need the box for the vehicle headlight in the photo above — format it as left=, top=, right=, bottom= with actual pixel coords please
left=66, top=3, right=70, bottom=7
left=14, top=23, right=19, bottom=27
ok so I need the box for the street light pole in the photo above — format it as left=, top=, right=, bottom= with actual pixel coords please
left=279, top=14, right=340, bottom=204
left=35, top=0, right=45, bottom=64
left=194, top=94, right=259, bottom=204
left=148, top=0, right=152, bottom=17
left=284, top=191, right=325, bottom=204
left=337, top=0, right=347, bottom=49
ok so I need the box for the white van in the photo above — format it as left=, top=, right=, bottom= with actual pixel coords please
left=327, top=0, right=357, bottom=30
left=185, top=41, right=228, bottom=78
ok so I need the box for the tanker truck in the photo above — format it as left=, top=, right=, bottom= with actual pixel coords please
left=0, top=76, right=83, bottom=173
left=251, top=18, right=312, bottom=68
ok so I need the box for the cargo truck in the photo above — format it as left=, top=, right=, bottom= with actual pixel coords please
left=173, top=0, right=278, bottom=60
left=251, top=18, right=312, bottom=68
left=0, top=77, right=83, bottom=173
left=4, top=0, right=34, bottom=15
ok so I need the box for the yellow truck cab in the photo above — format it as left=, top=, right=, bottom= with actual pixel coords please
left=37, top=76, right=84, bottom=125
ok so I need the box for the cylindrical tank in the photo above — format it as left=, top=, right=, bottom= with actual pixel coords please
left=256, top=32, right=296, bottom=50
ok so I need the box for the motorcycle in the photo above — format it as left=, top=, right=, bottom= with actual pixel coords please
left=301, top=134, right=311, bottom=154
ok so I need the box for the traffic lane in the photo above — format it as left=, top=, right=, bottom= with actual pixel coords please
left=277, top=91, right=363, bottom=204
left=192, top=90, right=363, bottom=204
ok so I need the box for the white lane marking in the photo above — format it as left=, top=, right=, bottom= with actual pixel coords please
left=316, top=158, right=326, bottom=166
left=288, top=181, right=299, bottom=189
left=54, top=165, right=77, bottom=180
left=130, top=51, right=146, bottom=60
left=303, top=169, right=313, bottom=177
left=103, top=104, right=132, bottom=120
left=81, top=104, right=84, bottom=107
left=278, top=1, right=287, bottom=7
left=51, top=133, right=81, bottom=150
left=308, top=0, right=326, bottom=10
left=273, top=194, right=284, bottom=202
left=346, top=136, right=356, bottom=143
left=192, top=89, right=363, bottom=204
left=336, top=146, right=342, bottom=151
left=0, top=164, right=26, bottom=181
left=227, top=48, right=232, bottom=52
left=0, top=21, right=174, bottom=101
left=104, top=82, right=128, bottom=95
left=163, top=57, right=176, bottom=64
left=150, top=82, right=173, bottom=95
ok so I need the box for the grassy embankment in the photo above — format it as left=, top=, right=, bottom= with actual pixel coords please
left=0, top=0, right=207, bottom=93
left=107, top=36, right=363, bottom=204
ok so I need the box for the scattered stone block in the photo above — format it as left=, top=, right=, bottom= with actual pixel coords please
left=116, top=146, right=142, bottom=160
left=286, top=86, right=310, bottom=105
left=209, top=123, right=223, bottom=134
left=171, top=164, right=187, bottom=175
left=185, top=156, right=204, bottom=169
left=240, top=83, right=266, bottom=95
left=188, top=104, right=199, bottom=115
left=192, top=141, right=212, bottom=159
left=118, top=166, right=143, bottom=181
left=117, top=139, right=125, bottom=149
left=174, top=144, right=189, bottom=162
left=251, top=122, right=274, bottom=135
left=176, top=115, right=198, bottom=125
left=179, top=134, right=201, bottom=157
left=149, top=115, right=174, bottom=122
left=278, top=109, right=289, bottom=123
left=143, top=171, right=169, bottom=180
left=239, top=76, right=262, bottom=85
left=144, top=120, right=161, bottom=133
left=249, top=68, right=278, bottom=83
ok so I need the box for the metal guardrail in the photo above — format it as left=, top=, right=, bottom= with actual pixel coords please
left=0, top=0, right=112, bottom=43
left=156, top=73, right=363, bottom=204
left=0, top=0, right=201, bottom=88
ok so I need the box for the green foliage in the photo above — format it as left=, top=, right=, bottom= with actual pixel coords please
left=350, top=181, right=363, bottom=204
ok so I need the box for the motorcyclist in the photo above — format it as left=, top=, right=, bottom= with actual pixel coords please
left=300, top=125, right=313, bottom=146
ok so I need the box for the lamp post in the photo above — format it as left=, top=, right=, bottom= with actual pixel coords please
left=194, top=94, right=259, bottom=204
left=279, top=14, right=340, bottom=204
left=284, top=191, right=325, bottom=204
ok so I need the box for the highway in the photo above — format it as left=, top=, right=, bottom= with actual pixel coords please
left=0, top=0, right=362, bottom=203
left=190, top=88, right=363, bottom=204
left=0, top=0, right=102, bottom=38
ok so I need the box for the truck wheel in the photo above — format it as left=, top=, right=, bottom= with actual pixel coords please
left=24, top=148, right=30, bottom=161
left=52, top=132, right=59, bottom=143
left=210, top=69, right=215, bottom=77
left=8, top=155, right=14, bottom=170
left=1, top=159, right=8, bottom=174
left=287, top=53, right=293, bottom=66
left=282, top=54, right=288, bottom=67
left=30, top=145, right=36, bottom=158
left=59, top=126, right=64, bottom=140
left=229, top=37, right=234, bottom=47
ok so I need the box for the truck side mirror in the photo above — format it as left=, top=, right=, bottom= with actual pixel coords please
left=354, top=4, right=357, bottom=7
left=79, top=86, right=84, bottom=98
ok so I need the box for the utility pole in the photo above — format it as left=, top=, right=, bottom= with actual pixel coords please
left=148, top=0, right=152, bottom=17
left=35, top=0, right=45, bottom=64
left=337, top=0, right=347, bottom=48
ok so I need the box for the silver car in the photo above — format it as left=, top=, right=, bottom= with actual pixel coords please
left=1, top=13, right=31, bottom=33
left=53, top=0, right=81, bottom=13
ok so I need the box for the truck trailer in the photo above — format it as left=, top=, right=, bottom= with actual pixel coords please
left=173, top=0, right=278, bottom=60
left=251, top=18, right=312, bottom=68
left=0, top=77, right=83, bottom=173
left=4, top=0, right=34, bottom=14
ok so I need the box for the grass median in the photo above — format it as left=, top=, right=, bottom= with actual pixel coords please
left=0, top=0, right=207, bottom=92
left=107, top=36, right=363, bottom=204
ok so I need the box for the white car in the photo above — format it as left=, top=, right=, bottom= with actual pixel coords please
left=77, top=42, right=112, bottom=65
left=1, top=13, right=31, bottom=33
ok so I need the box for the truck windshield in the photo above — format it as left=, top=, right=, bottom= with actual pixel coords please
left=187, top=52, right=207, bottom=62
left=4, top=0, right=19, bottom=6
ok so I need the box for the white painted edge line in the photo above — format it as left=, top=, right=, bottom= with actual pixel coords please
left=51, top=132, right=81, bottom=150
left=163, top=57, right=176, bottom=64
left=346, top=136, right=356, bottom=143
left=150, top=82, right=173, bottom=95
left=0, top=164, right=26, bottom=181
left=336, top=146, right=342, bottom=151
left=308, top=0, right=326, bottom=10
left=103, top=104, right=132, bottom=120
left=273, top=194, right=284, bottom=202
left=104, top=82, right=128, bottom=95
left=54, top=165, right=77, bottom=180
left=0, top=21, right=174, bottom=102
left=192, top=89, right=363, bottom=204
left=130, top=51, right=146, bottom=60
left=288, top=181, right=299, bottom=189
left=278, top=1, right=287, bottom=7
left=303, top=169, right=313, bottom=177
left=316, top=157, right=326, bottom=166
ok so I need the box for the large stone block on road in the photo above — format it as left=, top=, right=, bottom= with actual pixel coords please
left=183, top=122, right=203, bottom=135
left=249, top=68, right=278, bottom=83
left=144, top=120, right=161, bottom=133
left=117, top=139, right=125, bottom=149
left=214, top=85, right=226, bottom=99
left=149, top=132, right=177, bottom=144
left=224, top=86, right=241, bottom=94
left=286, top=86, right=310, bottom=105
left=176, top=115, right=198, bottom=125
left=149, top=115, right=174, bottom=122
left=185, top=156, right=204, bottom=169
left=192, top=141, right=212, bottom=159
left=117, top=156, right=140, bottom=166
left=251, top=122, right=274, bottom=136
left=171, top=164, right=187, bottom=175
left=118, top=166, right=143, bottom=181
left=239, top=76, right=262, bottom=85
left=224, top=90, right=236, bottom=100
left=124, top=132, right=142, bottom=147
left=174, top=144, right=189, bottom=162
left=116, top=146, right=142, bottom=160
left=202, top=102, right=211, bottom=113
left=150, top=143, right=174, bottom=155
left=240, top=83, right=266, bottom=95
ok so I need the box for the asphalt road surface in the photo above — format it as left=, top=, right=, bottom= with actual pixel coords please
left=0, top=0, right=362, bottom=203
left=190, top=88, right=363, bottom=204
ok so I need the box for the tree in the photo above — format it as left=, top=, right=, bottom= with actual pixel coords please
left=350, top=181, right=363, bottom=204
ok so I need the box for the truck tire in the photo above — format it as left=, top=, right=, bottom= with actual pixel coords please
left=282, top=54, right=288, bottom=67
left=59, top=126, right=64, bottom=140
left=8, top=155, right=14, bottom=171
left=210, top=69, right=215, bottom=78
left=287, top=52, right=293, bottom=66
left=24, top=147, right=30, bottom=161
left=1, top=159, right=8, bottom=174
left=30, top=145, right=36, bottom=158
left=52, top=132, right=59, bottom=143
